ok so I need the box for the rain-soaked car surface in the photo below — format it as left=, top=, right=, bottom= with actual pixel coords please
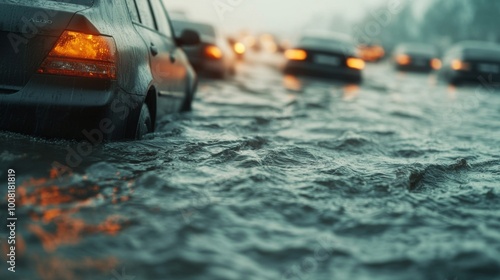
left=440, top=41, right=500, bottom=85
left=0, top=0, right=199, bottom=140
left=284, top=31, right=364, bottom=82
left=1, top=53, right=500, bottom=280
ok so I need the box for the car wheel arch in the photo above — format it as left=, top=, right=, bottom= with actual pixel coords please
left=144, top=86, right=157, bottom=131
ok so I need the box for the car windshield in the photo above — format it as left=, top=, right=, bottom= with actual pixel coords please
left=172, top=21, right=216, bottom=38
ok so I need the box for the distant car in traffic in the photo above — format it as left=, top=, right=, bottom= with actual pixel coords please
left=393, top=43, right=441, bottom=72
left=440, top=41, right=500, bottom=85
left=283, top=31, right=365, bottom=83
left=172, top=20, right=236, bottom=79
left=0, top=0, right=200, bottom=140
left=358, top=44, right=385, bottom=62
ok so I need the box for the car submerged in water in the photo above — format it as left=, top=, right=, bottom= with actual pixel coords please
left=0, top=0, right=200, bottom=140
left=440, top=41, right=500, bottom=85
left=393, top=43, right=442, bottom=72
left=283, top=31, right=365, bottom=83
left=171, top=19, right=236, bottom=79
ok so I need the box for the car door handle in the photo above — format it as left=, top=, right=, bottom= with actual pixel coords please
left=150, top=44, right=158, bottom=56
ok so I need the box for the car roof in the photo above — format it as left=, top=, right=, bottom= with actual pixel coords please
left=301, top=30, right=354, bottom=44
left=455, top=41, right=500, bottom=51
left=171, top=19, right=218, bottom=43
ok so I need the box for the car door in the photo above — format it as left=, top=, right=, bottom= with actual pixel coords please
left=129, top=0, right=183, bottom=113
left=150, top=0, right=189, bottom=99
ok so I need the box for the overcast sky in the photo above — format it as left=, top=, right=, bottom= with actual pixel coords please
left=163, top=0, right=392, bottom=35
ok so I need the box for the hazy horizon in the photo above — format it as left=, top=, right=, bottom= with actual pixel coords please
left=163, top=0, right=393, bottom=35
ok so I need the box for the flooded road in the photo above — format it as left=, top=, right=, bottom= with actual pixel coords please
left=1, top=55, right=500, bottom=280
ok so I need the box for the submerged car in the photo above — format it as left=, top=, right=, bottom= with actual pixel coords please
left=283, top=31, right=365, bottom=82
left=0, top=0, right=200, bottom=141
left=440, top=41, right=500, bottom=85
left=393, top=43, right=441, bottom=72
left=172, top=20, right=236, bottom=79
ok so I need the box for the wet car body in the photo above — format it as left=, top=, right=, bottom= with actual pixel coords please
left=172, top=20, right=236, bottom=79
left=440, top=41, right=500, bottom=85
left=0, top=0, right=199, bottom=141
left=393, top=43, right=441, bottom=72
left=283, top=31, right=364, bottom=83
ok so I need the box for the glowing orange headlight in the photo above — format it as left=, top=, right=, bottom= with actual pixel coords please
left=38, top=31, right=117, bottom=79
left=396, top=54, right=411, bottom=65
left=346, top=57, right=365, bottom=70
left=285, top=49, right=307, bottom=61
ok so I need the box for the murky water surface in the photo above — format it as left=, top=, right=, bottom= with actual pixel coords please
left=1, top=57, right=500, bottom=280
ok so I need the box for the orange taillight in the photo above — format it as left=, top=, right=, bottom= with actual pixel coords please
left=451, top=60, right=470, bottom=71
left=431, top=58, right=442, bottom=70
left=38, top=31, right=117, bottom=79
left=234, top=42, right=246, bottom=55
left=346, top=57, right=365, bottom=70
left=396, top=54, right=411, bottom=65
left=285, top=49, right=307, bottom=61
left=205, top=45, right=223, bottom=59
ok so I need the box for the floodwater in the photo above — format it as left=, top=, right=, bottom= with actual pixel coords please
left=1, top=55, right=500, bottom=280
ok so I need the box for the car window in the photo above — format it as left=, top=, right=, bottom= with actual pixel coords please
left=172, top=21, right=216, bottom=38
left=125, top=0, right=140, bottom=23
left=150, top=0, right=173, bottom=37
left=135, top=0, right=156, bottom=29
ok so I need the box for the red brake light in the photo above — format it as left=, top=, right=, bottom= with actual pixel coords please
left=285, top=49, right=307, bottom=61
left=38, top=31, right=117, bottom=79
left=451, top=60, right=470, bottom=71
left=396, top=54, right=411, bottom=65
left=346, top=57, right=365, bottom=70
left=431, top=58, right=442, bottom=70
left=205, top=45, right=223, bottom=59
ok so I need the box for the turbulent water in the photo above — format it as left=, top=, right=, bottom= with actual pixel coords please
left=1, top=57, right=500, bottom=280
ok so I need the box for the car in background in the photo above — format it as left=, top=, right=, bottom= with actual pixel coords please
left=283, top=31, right=365, bottom=83
left=440, top=41, right=500, bottom=85
left=0, top=0, right=200, bottom=140
left=393, top=43, right=441, bottom=72
left=358, top=44, right=385, bottom=62
left=172, top=20, right=236, bottom=79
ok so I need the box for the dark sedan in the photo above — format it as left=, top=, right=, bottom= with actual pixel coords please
left=393, top=43, right=442, bottom=72
left=172, top=20, right=236, bottom=79
left=283, top=31, right=364, bottom=83
left=0, top=0, right=200, bottom=140
left=440, top=41, right=500, bottom=85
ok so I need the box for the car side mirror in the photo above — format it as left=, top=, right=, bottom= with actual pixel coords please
left=177, top=29, right=201, bottom=46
